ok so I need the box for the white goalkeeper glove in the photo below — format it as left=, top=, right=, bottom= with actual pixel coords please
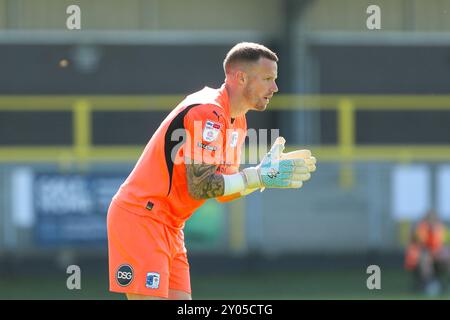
left=281, top=149, right=317, bottom=173
left=242, top=137, right=313, bottom=190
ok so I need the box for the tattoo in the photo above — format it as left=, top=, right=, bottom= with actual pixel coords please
left=186, top=163, right=225, bottom=200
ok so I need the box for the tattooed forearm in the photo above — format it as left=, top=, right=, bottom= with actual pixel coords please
left=186, top=163, right=225, bottom=200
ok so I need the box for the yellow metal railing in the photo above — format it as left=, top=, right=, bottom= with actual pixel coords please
left=1, top=94, right=450, bottom=164
left=1, top=94, right=449, bottom=253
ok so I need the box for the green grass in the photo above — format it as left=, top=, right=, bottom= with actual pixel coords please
left=0, top=268, right=446, bottom=300
left=192, top=268, right=416, bottom=300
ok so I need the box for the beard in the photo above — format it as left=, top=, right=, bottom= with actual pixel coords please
left=243, top=85, right=267, bottom=112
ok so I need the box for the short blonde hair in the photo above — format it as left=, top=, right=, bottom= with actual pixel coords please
left=223, top=42, right=278, bottom=74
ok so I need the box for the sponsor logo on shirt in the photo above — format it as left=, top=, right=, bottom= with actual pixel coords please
left=116, top=264, right=133, bottom=287
left=197, top=142, right=218, bottom=151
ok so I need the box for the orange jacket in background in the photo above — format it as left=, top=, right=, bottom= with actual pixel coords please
left=415, top=221, right=446, bottom=256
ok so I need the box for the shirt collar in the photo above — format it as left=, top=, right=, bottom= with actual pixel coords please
left=218, top=83, right=230, bottom=117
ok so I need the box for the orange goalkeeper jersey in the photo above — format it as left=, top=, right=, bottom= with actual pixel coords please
left=112, top=84, right=247, bottom=229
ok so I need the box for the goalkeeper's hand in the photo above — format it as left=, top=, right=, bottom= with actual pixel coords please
left=281, top=149, right=317, bottom=173
left=242, top=137, right=312, bottom=189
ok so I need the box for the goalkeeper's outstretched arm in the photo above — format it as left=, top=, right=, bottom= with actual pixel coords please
left=185, top=137, right=317, bottom=201
left=185, top=162, right=254, bottom=201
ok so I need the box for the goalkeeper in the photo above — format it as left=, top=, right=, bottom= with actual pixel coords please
left=107, top=42, right=317, bottom=300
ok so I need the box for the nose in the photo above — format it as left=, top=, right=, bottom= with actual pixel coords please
left=272, top=81, right=278, bottom=93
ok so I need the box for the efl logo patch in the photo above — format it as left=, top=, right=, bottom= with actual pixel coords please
left=146, top=272, right=160, bottom=289
left=203, top=120, right=221, bottom=142
left=116, top=264, right=133, bottom=287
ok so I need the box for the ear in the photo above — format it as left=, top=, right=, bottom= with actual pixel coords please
left=235, top=70, right=247, bottom=86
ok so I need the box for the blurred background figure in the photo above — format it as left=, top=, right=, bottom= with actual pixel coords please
left=405, top=210, right=450, bottom=296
